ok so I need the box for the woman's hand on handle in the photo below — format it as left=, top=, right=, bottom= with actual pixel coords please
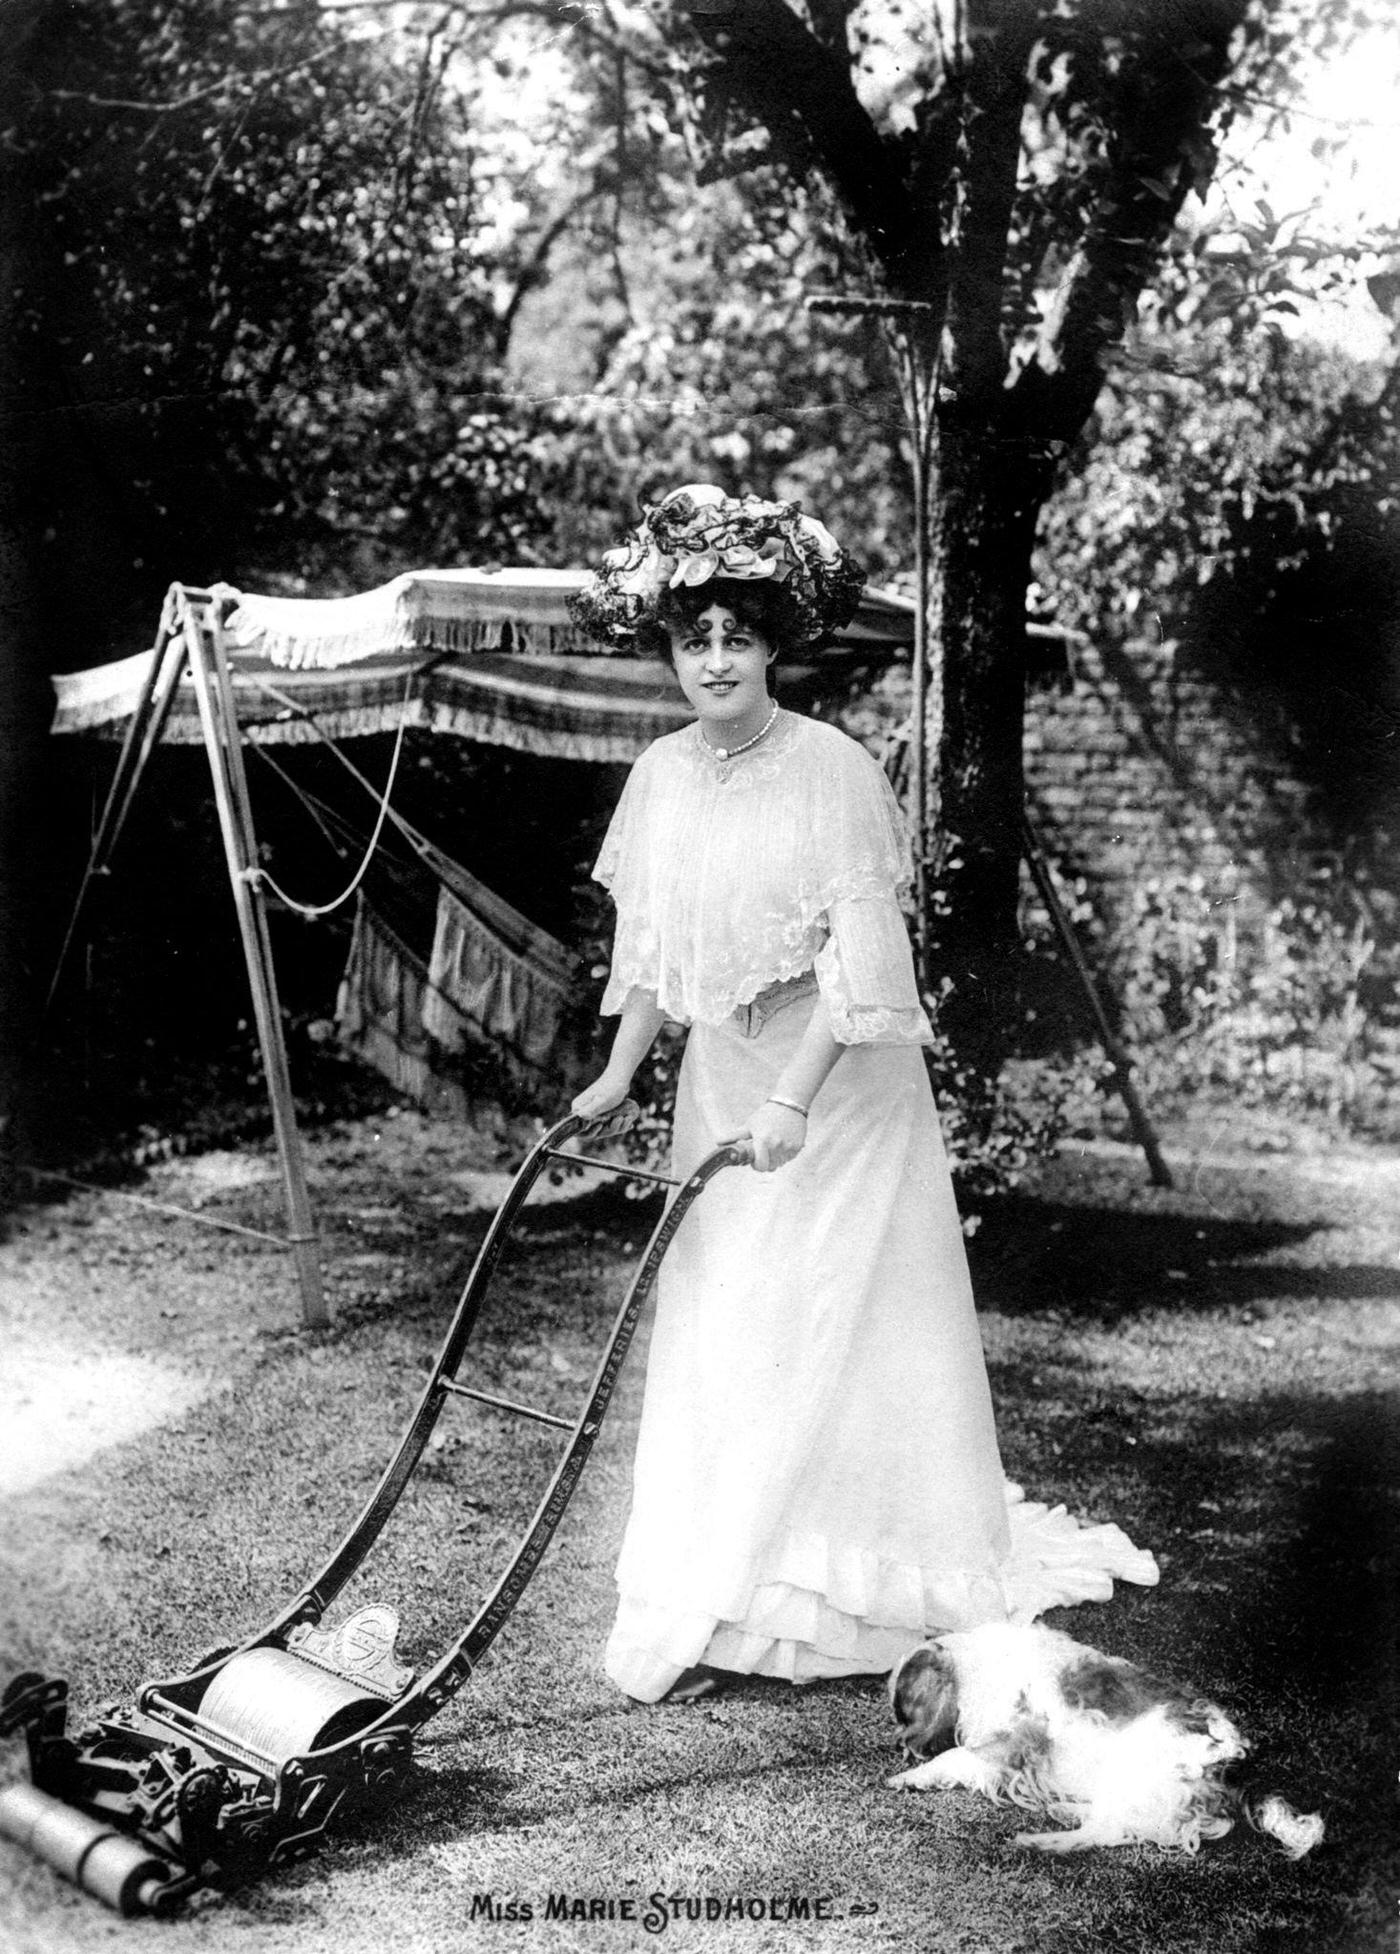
left=746, top=1100, right=808, bottom=1174
left=571, top=1066, right=633, bottom=1122
left=743, top=993, right=843, bottom=1172
left=572, top=988, right=667, bottom=1125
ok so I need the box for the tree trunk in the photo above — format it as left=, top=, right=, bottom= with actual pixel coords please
left=924, top=417, right=1038, bottom=1072
left=667, top=0, right=1252, bottom=1078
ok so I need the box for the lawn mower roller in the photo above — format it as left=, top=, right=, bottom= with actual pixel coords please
left=0, top=1104, right=751, bottom=1916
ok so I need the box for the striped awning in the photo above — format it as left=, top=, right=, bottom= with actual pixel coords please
left=50, top=569, right=915, bottom=764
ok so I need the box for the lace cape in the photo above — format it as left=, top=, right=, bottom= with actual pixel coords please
left=594, top=712, right=929, bottom=1041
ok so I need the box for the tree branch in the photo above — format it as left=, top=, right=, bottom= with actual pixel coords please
left=802, top=0, right=853, bottom=63
left=40, top=42, right=346, bottom=115
left=1008, top=1, right=1250, bottom=456
left=456, top=3, right=675, bottom=85
left=937, top=0, right=1037, bottom=405
left=497, top=168, right=614, bottom=339
left=677, top=0, right=905, bottom=271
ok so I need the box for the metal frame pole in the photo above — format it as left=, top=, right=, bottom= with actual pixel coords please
left=46, top=593, right=188, bottom=1019
left=1021, top=811, right=1173, bottom=1189
left=180, top=590, right=328, bottom=1327
left=907, top=390, right=932, bottom=986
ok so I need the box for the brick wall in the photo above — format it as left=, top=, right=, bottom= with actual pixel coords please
left=1022, top=633, right=1317, bottom=940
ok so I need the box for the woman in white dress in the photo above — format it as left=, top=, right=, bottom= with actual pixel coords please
left=570, top=486, right=1156, bottom=1704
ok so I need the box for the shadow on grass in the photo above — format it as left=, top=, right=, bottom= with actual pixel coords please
left=969, top=1195, right=1382, bottom=1322
left=322, top=1177, right=1379, bottom=1348
left=307, top=1168, right=1387, bottom=1341
left=1212, top=1390, right=1398, bottom=1704
left=1004, top=1382, right=1399, bottom=1859
left=1124, top=1388, right=1397, bottom=1950
left=307, top=1180, right=668, bottom=1343
left=321, top=1682, right=894, bottom=1856
left=305, top=1367, right=1397, bottom=1833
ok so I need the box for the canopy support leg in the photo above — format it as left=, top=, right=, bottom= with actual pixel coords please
left=181, top=591, right=328, bottom=1329
left=1021, top=811, right=1173, bottom=1189
left=45, top=594, right=188, bottom=1020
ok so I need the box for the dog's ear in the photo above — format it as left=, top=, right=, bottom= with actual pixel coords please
left=890, top=1643, right=959, bottom=1758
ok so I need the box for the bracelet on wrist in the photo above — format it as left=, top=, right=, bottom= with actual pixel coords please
left=766, top=1093, right=809, bottom=1119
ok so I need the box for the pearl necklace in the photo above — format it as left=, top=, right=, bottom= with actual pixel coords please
left=706, top=700, right=780, bottom=763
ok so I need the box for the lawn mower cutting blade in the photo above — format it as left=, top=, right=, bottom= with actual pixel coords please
left=0, top=1103, right=751, bottom=1917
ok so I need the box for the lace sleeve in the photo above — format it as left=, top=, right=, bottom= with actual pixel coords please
left=814, top=894, right=933, bottom=1046
left=802, top=737, right=913, bottom=917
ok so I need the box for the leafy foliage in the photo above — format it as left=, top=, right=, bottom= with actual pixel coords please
left=9, top=0, right=1400, bottom=1154
left=921, top=1014, right=1076, bottom=1226
left=512, top=156, right=911, bottom=583
left=1037, top=305, right=1400, bottom=830
left=4, top=0, right=554, bottom=657
left=1108, top=863, right=1400, bottom=1131
left=574, top=0, right=1310, bottom=1065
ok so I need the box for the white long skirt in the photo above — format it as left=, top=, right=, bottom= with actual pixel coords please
left=604, top=997, right=1157, bottom=1702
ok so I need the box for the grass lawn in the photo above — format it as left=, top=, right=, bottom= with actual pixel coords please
left=1, top=1107, right=1396, bottom=1954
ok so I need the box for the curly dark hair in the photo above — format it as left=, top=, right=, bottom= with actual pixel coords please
left=637, top=577, right=806, bottom=661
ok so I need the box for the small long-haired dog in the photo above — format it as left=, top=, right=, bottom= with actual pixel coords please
left=888, top=1622, right=1324, bottom=1858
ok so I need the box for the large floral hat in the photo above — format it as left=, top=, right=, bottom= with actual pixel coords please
left=569, top=484, right=866, bottom=650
